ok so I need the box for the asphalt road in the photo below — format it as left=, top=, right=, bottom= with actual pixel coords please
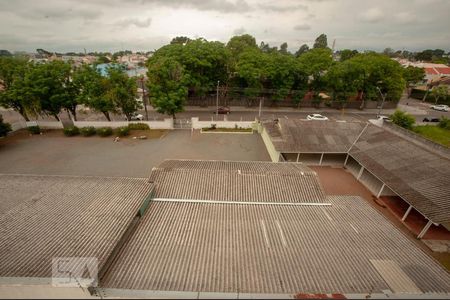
left=2, top=104, right=449, bottom=124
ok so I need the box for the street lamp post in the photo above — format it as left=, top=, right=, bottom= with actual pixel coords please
left=376, top=86, right=387, bottom=118
left=140, top=77, right=149, bottom=121
left=216, top=80, right=220, bottom=120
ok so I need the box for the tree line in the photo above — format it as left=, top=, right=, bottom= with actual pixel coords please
left=0, top=57, right=140, bottom=121
left=146, top=33, right=426, bottom=117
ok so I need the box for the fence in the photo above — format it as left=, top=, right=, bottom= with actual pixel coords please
left=10, top=119, right=174, bottom=131
left=190, top=117, right=255, bottom=130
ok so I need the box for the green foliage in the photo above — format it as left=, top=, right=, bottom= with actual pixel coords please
left=295, top=44, right=309, bottom=57
left=72, top=65, right=115, bottom=121
left=313, top=34, right=328, bottom=49
left=116, top=126, right=130, bottom=136
left=0, top=56, right=38, bottom=121
left=0, top=114, right=12, bottom=137
left=339, top=49, right=358, bottom=61
left=403, top=66, right=425, bottom=86
left=96, top=127, right=113, bottom=137
left=326, top=53, right=406, bottom=102
left=80, top=126, right=96, bottom=136
left=431, top=86, right=449, bottom=104
left=390, top=110, right=415, bottom=130
left=413, top=126, right=450, bottom=147
left=226, top=34, right=258, bottom=57
left=63, top=126, right=80, bottom=137
left=438, top=117, right=450, bottom=130
left=298, top=48, right=333, bottom=90
left=170, top=36, right=191, bottom=45
left=147, top=57, right=188, bottom=118
left=27, top=125, right=40, bottom=134
left=107, top=68, right=140, bottom=120
left=128, top=123, right=150, bottom=130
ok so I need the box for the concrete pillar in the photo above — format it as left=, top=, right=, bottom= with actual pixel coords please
left=319, top=153, right=324, bottom=165
left=401, top=205, right=413, bottom=222
left=376, top=183, right=385, bottom=198
left=296, top=153, right=300, bottom=163
left=344, top=154, right=349, bottom=167
left=357, top=166, right=364, bottom=180
left=417, top=220, right=433, bottom=239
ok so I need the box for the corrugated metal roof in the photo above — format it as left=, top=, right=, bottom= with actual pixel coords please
left=0, top=174, right=153, bottom=278
left=263, top=119, right=366, bottom=153
left=350, top=125, right=450, bottom=225
left=101, top=196, right=450, bottom=294
left=149, top=160, right=326, bottom=203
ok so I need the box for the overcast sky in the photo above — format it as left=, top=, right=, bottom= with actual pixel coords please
left=1, top=0, right=449, bottom=53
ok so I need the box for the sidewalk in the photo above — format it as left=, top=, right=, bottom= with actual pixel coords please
left=180, top=105, right=399, bottom=115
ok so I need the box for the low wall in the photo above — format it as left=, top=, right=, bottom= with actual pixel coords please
left=73, top=119, right=174, bottom=129
left=26, top=121, right=64, bottom=129
left=191, top=117, right=254, bottom=130
left=260, top=125, right=280, bottom=162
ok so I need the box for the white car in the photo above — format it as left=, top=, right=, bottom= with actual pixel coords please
left=377, top=115, right=390, bottom=121
left=430, top=105, right=449, bottom=112
left=307, top=114, right=329, bottom=121
left=127, top=113, right=144, bottom=121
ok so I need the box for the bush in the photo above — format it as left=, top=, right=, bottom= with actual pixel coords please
left=438, top=116, right=450, bottom=130
left=390, top=110, right=415, bottom=130
left=63, top=126, right=80, bottom=137
left=96, top=127, right=113, bottom=137
left=116, top=126, right=130, bottom=137
left=28, top=125, right=41, bottom=135
left=80, top=126, right=96, bottom=137
left=0, top=115, right=12, bottom=137
left=128, top=123, right=150, bottom=130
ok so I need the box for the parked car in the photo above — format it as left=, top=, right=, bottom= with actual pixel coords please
left=307, top=114, right=329, bottom=121
left=377, top=115, right=390, bottom=121
left=127, top=113, right=144, bottom=121
left=215, top=106, right=230, bottom=114
left=423, top=117, right=440, bottom=122
left=430, top=105, right=449, bottom=112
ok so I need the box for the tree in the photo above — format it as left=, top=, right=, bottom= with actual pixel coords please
left=298, top=48, right=333, bottom=90
left=390, top=110, right=415, bottom=130
left=431, top=86, right=448, bottom=104
left=339, top=49, right=358, bottom=61
left=107, top=68, right=140, bottom=120
left=0, top=50, right=12, bottom=57
left=0, top=114, right=12, bottom=137
left=279, top=42, right=288, bottom=55
left=295, top=44, right=309, bottom=57
left=383, top=48, right=395, bottom=57
left=147, top=58, right=188, bottom=119
left=226, top=34, right=258, bottom=57
left=313, top=34, right=328, bottom=49
left=73, top=65, right=115, bottom=121
left=259, top=42, right=277, bottom=54
left=403, top=66, right=425, bottom=86
left=170, top=36, right=191, bottom=45
left=95, top=55, right=111, bottom=64
left=402, top=66, right=425, bottom=97
left=24, top=61, right=75, bottom=121
left=0, top=57, right=39, bottom=121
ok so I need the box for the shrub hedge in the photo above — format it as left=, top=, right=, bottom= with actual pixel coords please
left=128, top=123, right=150, bottom=130
left=80, top=126, right=96, bottom=137
left=28, top=126, right=41, bottom=134
left=63, top=126, right=80, bottom=137
left=96, top=127, right=113, bottom=137
left=116, top=126, right=130, bottom=136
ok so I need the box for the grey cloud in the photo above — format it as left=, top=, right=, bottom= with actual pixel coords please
left=359, top=7, right=384, bottom=23
left=124, top=0, right=250, bottom=13
left=233, top=27, right=246, bottom=35
left=115, top=17, right=152, bottom=28
left=294, top=24, right=311, bottom=31
left=258, top=3, right=307, bottom=12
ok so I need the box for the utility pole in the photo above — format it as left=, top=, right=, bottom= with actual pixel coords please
left=216, top=80, right=220, bottom=120
left=140, top=77, right=149, bottom=121
left=376, top=87, right=387, bottom=118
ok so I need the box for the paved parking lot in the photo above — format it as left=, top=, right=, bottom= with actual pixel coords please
left=0, top=130, right=270, bottom=177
